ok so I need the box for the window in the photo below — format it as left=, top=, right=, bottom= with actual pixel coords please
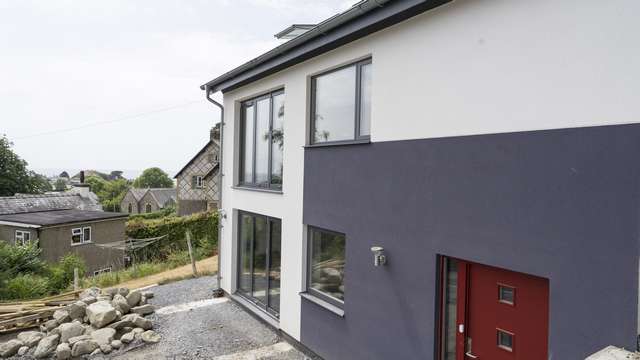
left=497, top=329, right=514, bottom=352
left=193, top=175, right=204, bottom=189
left=239, top=90, right=284, bottom=189
left=237, top=211, right=281, bottom=316
left=145, top=203, right=152, bottom=213
left=310, top=59, right=371, bottom=144
left=498, top=284, right=515, bottom=305
left=208, top=153, right=220, bottom=163
left=127, top=203, right=132, bottom=213
left=307, top=226, right=346, bottom=307
left=71, top=228, right=83, bottom=245
left=83, top=227, right=91, bottom=243
left=93, top=267, right=112, bottom=276
left=15, top=230, right=31, bottom=246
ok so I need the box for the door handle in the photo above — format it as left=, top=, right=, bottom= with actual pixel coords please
left=465, top=352, right=479, bottom=359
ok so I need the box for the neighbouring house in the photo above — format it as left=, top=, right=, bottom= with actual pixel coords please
left=174, top=128, right=220, bottom=216
left=200, top=1, right=640, bottom=359
left=120, top=188, right=176, bottom=214
left=0, top=209, right=128, bottom=275
left=0, top=189, right=102, bottom=215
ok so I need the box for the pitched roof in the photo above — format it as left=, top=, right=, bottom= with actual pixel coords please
left=0, top=209, right=128, bottom=227
left=128, top=188, right=149, bottom=202
left=146, top=188, right=176, bottom=207
left=0, top=193, right=102, bottom=215
left=200, top=0, right=448, bottom=93
left=203, top=163, right=220, bottom=180
left=174, top=140, right=219, bottom=179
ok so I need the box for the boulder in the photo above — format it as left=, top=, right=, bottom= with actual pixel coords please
left=33, top=334, right=59, bottom=359
left=108, top=319, right=134, bottom=330
left=71, top=340, right=99, bottom=357
left=80, top=287, right=101, bottom=299
left=17, top=346, right=29, bottom=356
left=42, top=319, right=58, bottom=332
left=125, top=290, right=141, bottom=307
left=58, top=321, right=84, bottom=343
left=68, top=334, right=91, bottom=346
left=81, top=296, right=97, bottom=305
left=86, top=301, right=117, bottom=328
left=100, top=344, right=112, bottom=354
left=120, top=331, right=135, bottom=344
left=91, top=328, right=116, bottom=346
left=121, top=314, right=152, bottom=330
left=114, top=287, right=129, bottom=297
left=139, top=296, right=147, bottom=306
left=90, top=348, right=102, bottom=356
left=132, top=328, right=145, bottom=340
left=110, top=340, right=122, bottom=349
left=67, top=301, right=87, bottom=320
left=0, top=339, right=24, bottom=358
left=131, top=304, right=154, bottom=316
left=140, top=330, right=160, bottom=344
left=52, top=309, right=71, bottom=324
left=82, top=324, right=95, bottom=335
left=141, top=290, right=154, bottom=299
left=96, top=295, right=112, bottom=302
left=17, top=330, right=44, bottom=347
left=112, top=294, right=130, bottom=314
left=56, top=343, right=71, bottom=360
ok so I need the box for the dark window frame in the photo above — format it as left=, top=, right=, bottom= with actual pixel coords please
left=306, top=225, right=346, bottom=309
left=239, top=89, right=285, bottom=190
left=236, top=210, right=282, bottom=317
left=309, top=58, right=372, bottom=146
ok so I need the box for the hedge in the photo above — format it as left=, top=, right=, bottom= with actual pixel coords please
left=128, top=207, right=176, bottom=221
left=125, top=211, right=218, bottom=261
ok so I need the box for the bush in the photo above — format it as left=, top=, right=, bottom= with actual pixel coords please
left=128, top=207, right=176, bottom=221
left=47, top=254, right=86, bottom=293
left=126, top=211, right=218, bottom=262
left=1, top=274, right=49, bottom=300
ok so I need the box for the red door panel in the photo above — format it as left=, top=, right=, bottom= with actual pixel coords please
left=464, top=262, right=549, bottom=360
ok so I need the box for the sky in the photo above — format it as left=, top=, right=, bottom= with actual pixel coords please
left=0, top=0, right=351, bottom=178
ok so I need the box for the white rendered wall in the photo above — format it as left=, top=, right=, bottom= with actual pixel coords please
left=218, top=0, right=640, bottom=341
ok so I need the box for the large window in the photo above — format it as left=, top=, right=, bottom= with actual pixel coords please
left=307, top=226, right=346, bottom=307
left=239, top=90, right=284, bottom=189
left=310, top=59, right=371, bottom=144
left=15, top=230, right=30, bottom=246
left=237, top=211, right=281, bottom=316
left=71, top=227, right=91, bottom=245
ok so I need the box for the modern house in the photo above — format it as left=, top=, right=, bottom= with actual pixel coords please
left=201, top=0, right=640, bottom=359
left=120, top=188, right=176, bottom=214
left=0, top=192, right=127, bottom=275
left=174, top=128, right=221, bottom=216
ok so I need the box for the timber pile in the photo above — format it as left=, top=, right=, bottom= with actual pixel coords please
left=0, top=290, right=81, bottom=334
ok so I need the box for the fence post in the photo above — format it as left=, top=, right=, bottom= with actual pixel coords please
left=186, top=231, right=198, bottom=276
left=73, top=268, right=79, bottom=291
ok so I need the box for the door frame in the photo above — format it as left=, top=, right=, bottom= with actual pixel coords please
left=236, top=210, right=281, bottom=317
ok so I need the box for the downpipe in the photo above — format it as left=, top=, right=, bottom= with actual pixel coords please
left=206, top=85, right=225, bottom=298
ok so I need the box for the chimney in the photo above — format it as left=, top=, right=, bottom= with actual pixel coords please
left=210, top=126, right=220, bottom=141
left=80, top=171, right=85, bottom=184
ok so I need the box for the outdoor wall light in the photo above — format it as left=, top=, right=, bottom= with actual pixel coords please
left=370, top=246, right=387, bottom=267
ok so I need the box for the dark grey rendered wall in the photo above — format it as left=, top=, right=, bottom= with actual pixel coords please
left=301, top=124, right=640, bottom=360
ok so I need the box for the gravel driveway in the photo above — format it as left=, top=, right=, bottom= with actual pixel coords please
left=111, top=276, right=307, bottom=360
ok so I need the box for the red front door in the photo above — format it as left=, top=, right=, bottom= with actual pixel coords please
left=441, top=259, right=549, bottom=360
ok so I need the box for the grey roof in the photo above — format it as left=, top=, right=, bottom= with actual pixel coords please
left=0, top=209, right=128, bottom=227
left=146, top=189, right=177, bottom=207
left=129, top=188, right=149, bottom=202
left=0, top=193, right=102, bottom=215
left=203, top=163, right=220, bottom=180
left=174, top=140, right=220, bottom=179
left=201, top=0, right=448, bottom=93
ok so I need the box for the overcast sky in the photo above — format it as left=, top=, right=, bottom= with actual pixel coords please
left=0, top=0, right=349, bottom=178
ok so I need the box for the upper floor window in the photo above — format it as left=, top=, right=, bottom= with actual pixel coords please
left=240, top=90, right=284, bottom=189
left=193, top=175, right=204, bottom=189
left=310, top=59, right=371, bottom=144
left=15, top=230, right=30, bottom=246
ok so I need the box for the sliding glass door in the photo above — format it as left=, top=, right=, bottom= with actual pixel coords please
left=237, top=211, right=281, bottom=316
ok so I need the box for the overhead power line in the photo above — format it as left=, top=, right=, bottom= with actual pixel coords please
left=14, top=99, right=202, bottom=140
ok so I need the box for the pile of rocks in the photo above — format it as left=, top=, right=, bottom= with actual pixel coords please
left=0, top=287, right=159, bottom=359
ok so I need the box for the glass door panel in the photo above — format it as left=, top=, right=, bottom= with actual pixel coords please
left=238, top=214, right=253, bottom=295
left=268, top=219, right=281, bottom=314
left=252, top=216, right=268, bottom=305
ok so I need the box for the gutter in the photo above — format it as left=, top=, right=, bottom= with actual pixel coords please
left=205, top=85, right=226, bottom=298
left=0, top=221, right=41, bottom=228
left=200, top=0, right=392, bottom=92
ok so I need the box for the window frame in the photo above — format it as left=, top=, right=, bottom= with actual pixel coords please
left=238, top=89, right=285, bottom=190
left=195, top=175, right=204, bottom=188
left=306, top=225, right=346, bottom=309
left=236, top=210, right=282, bottom=317
left=309, top=58, right=372, bottom=146
left=145, top=203, right=152, bottom=213
left=15, top=230, right=31, bottom=246
left=82, top=227, right=92, bottom=243
left=93, top=267, right=112, bottom=276
left=71, top=228, right=83, bottom=245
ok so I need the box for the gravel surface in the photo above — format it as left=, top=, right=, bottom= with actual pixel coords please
left=1, top=276, right=308, bottom=360
left=113, top=275, right=307, bottom=360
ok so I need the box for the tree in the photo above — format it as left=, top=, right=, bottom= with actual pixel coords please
left=133, top=167, right=173, bottom=188
left=0, top=135, right=52, bottom=196
left=85, top=176, right=107, bottom=195
left=54, top=179, right=67, bottom=191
